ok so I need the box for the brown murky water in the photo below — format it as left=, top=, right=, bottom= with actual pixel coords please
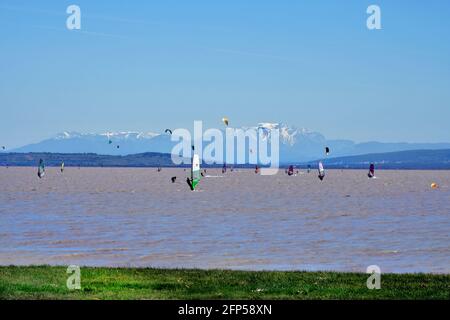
left=0, top=167, right=449, bottom=273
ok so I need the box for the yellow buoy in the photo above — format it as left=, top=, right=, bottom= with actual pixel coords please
left=431, top=182, right=439, bottom=189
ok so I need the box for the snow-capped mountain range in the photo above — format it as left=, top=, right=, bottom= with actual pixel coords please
left=8, top=123, right=450, bottom=163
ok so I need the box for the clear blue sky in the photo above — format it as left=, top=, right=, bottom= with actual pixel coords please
left=1, top=0, right=449, bottom=148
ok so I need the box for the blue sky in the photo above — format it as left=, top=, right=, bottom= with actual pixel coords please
left=1, top=0, right=449, bottom=148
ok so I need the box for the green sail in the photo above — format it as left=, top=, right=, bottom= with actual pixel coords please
left=191, top=153, right=201, bottom=190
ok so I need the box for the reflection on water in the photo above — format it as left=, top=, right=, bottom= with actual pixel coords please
left=0, top=167, right=449, bottom=273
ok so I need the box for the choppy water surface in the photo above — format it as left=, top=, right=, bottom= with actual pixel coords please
left=0, top=167, right=449, bottom=273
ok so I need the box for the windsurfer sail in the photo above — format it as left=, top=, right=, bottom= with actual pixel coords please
left=37, top=159, right=45, bottom=179
left=368, top=163, right=375, bottom=178
left=187, top=153, right=201, bottom=191
left=107, top=132, right=112, bottom=144
left=318, top=161, right=325, bottom=181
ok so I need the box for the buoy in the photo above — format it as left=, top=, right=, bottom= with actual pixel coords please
left=431, top=182, right=439, bottom=189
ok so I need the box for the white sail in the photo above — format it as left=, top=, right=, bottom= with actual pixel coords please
left=319, top=161, right=324, bottom=175
left=191, top=154, right=201, bottom=190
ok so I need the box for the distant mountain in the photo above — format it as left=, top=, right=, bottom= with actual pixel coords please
left=7, top=125, right=450, bottom=163
left=303, top=149, right=450, bottom=170
left=10, top=131, right=173, bottom=156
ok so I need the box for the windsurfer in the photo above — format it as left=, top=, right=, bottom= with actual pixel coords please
left=186, top=177, right=194, bottom=190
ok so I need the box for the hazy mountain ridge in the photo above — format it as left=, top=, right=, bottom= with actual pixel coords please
left=7, top=124, right=450, bottom=162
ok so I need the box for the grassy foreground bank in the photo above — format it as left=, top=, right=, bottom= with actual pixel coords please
left=1, top=266, right=449, bottom=300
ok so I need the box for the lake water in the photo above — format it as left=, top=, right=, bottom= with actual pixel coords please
left=0, top=167, right=449, bottom=273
